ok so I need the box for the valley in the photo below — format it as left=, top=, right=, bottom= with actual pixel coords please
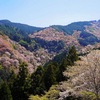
left=0, top=19, right=100, bottom=100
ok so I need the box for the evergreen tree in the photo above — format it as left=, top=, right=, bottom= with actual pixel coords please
left=44, top=63, right=57, bottom=90
left=67, top=46, right=78, bottom=65
left=8, top=70, right=16, bottom=90
left=57, top=46, right=78, bottom=82
left=57, top=58, right=68, bottom=82
left=30, top=66, right=45, bottom=95
left=0, top=81, right=13, bottom=100
left=12, top=62, right=31, bottom=100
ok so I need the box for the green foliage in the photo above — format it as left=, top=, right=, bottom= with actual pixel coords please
left=0, top=66, right=16, bottom=100
left=18, top=62, right=29, bottom=82
left=0, top=23, right=65, bottom=53
left=44, top=46, right=78, bottom=84
left=0, top=81, right=13, bottom=100
left=30, top=62, right=59, bottom=94
left=0, top=65, right=11, bottom=83
left=0, top=64, right=3, bottom=70
left=28, top=95, right=47, bottom=100
left=29, top=85, right=59, bottom=100
left=34, top=38, right=65, bottom=53
left=12, top=44, right=17, bottom=50
left=0, top=45, right=79, bottom=100
left=1, top=25, right=65, bottom=52
left=12, top=62, right=31, bottom=100
left=44, top=63, right=58, bottom=90
left=0, top=22, right=42, bottom=52
left=57, top=58, right=69, bottom=82
left=52, top=21, right=91, bottom=35
left=30, top=66, right=45, bottom=95
left=67, top=46, right=78, bottom=65
left=0, top=20, right=43, bottom=34
left=44, top=85, right=59, bottom=100
left=8, top=71, right=16, bottom=90
left=52, top=51, right=67, bottom=64
left=28, top=40, right=36, bottom=51
left=80, top=91, right=99, bottom=100
left=19, top=40, right=29, bottom=48
left=0, top=24, right=24, bottom=42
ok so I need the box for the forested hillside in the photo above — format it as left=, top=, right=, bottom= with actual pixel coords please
left=0, top=19, right=100, bottom=100
left=0, top=20, right=100, bottom=54
left=0, top=20, right=43, bottom=34
left=0, top=42, right=79, bottom=100
left=51, top=20, right=100, bottom=46
left=58, top=49, right=100, bottom=100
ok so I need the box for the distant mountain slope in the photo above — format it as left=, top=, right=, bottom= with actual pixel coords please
left=0, top=20, right=43, bottom=34
left=51, top=21, right=92, bottom=35
left=85, top=20, right=100, bottom=38
left=30, top=27, right=80, bottom=50
left=31, top=20, right=100, bottom=47
left=0, top=20, right=46, bottom=52
left=0, top=21, right=67, bottom=53
left=0, top=19, right=100, bottom=53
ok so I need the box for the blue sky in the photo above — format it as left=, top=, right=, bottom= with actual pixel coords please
left=0, top=0, right=100, bottom=27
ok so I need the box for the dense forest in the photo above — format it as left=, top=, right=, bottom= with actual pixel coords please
left=0, top=46, right=78, bottom=100
left=0, top=20, right=100, bottom=100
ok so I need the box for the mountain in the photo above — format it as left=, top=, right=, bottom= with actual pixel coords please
left=51, top=20, right=100, bottom=46
left=0, top=19, right=100, bottom=54
left=51, top=21, right=92, bottom=35
left=30, top=20, right=100, bottom=48
left=29, top=27, right=80, bottom=52
left=0, top=20, right=43, bottom=34
left=0, top=20, right=45, bottom=52
left=0, top=19, right=100, bottom=100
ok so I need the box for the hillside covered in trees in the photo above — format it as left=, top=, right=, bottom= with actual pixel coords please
left=0, top=19, right=100, bottom=100
left=0, top=20, right=100, bottom=54
left=0, top=44, right=79, bottom=100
